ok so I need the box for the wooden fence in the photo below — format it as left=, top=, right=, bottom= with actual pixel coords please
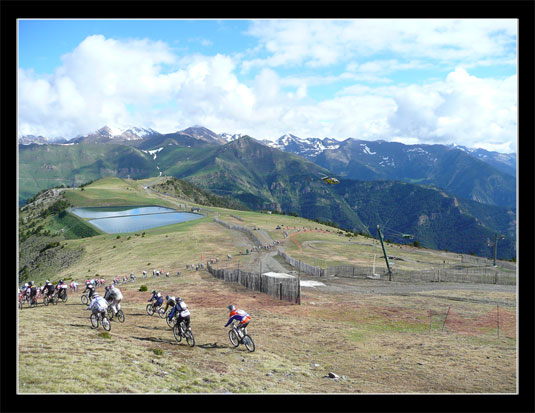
left=214, top=218, right=264, bottom=247
left=277, top=251, right=516, bottom=286
left=206, top=263, right=300, bottom=304
left=277, top=250, right=325, bottom=277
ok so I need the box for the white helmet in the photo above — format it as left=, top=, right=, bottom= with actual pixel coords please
left=228, top=305, right=236, bottom=311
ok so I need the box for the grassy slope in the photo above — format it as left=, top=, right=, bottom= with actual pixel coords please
left=19, top=144, right=160, bottom=203
left=17, top=178, right=516, bottom=394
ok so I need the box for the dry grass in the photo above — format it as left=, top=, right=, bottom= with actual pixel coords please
left=18, top=268, right=516, bottom=394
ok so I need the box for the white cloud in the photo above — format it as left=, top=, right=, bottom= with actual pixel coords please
left=243, top=19, right=517, bottom=71
left=386, top=68, right=517, bottom=151
left=18, top=31, right=517, bottom=153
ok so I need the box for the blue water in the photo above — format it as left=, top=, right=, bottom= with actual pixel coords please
left=70, top=206, right=202, bottom=234
left=70, top=206, right=175, bottom=218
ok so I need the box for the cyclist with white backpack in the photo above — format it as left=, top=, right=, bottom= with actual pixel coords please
left=104, top=284, right=123, bottom=316
left=173, top=297, right=191, bottom=332
left=148, top=290, right=163, bottom=310
left=86, top=293, right=108, bottom=319
left=163, top=295, right=178, bottom=322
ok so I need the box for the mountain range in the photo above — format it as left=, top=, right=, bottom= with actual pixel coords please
left=18, top=125, right=517, bottom=258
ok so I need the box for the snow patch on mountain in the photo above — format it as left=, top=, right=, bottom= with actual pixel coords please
left=141, top=147, right=164, bottom=160
left=220, top=133, right=245, bottom=142
left=360, top=144, right=376, bottom=155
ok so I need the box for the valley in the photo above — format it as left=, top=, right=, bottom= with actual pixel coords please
left=17, top=177, right=517, bottom=396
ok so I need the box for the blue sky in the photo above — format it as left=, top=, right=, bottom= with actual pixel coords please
left=18, top=19, right=518, bottom=152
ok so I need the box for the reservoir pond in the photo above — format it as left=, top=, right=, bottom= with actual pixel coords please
left=70, top=206, right=202, bottom=234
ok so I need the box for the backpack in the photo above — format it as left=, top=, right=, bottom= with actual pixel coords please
left=94, top=297, right=108, bottom=311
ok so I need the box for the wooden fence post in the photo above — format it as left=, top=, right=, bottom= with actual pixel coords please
left=279, top=282, right=282, bottom=301
left=496, top=305, right=500, bottom=338
left=297, top=273, right=301, bottom=305
left=442, top=306, right=451, bottom=331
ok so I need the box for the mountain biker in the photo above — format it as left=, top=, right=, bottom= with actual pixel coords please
left=70, top=281, right=79, bottom=292
left=163, top=295, right=177, bottom=322
left=148, top=290, right=163, bottom=309
left=43, top=280, right=55, bottom=299
left=224, top=305, right=251, bottom=337
left=130, top=272, right=135, bottom=281
left=105, top=284, right=123, bottom=316
left=83, top=282, right=96, bottom=299
left=86, top=292, right=108, bottom=319
left=55, top=280, right=68, bottom=299
left=173, top=297, right=191, bottom=332
left=21, top=282, right=29, bottom=294
left=29, top=281, right=38, bottom=305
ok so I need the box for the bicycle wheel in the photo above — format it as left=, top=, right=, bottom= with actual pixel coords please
left=116, top=310, right=125, bottom=323
left=81, top=295, right=89, bottom=305
left=62, top=294, right=68, bottom=303
left=52, top=296, right=58, bottom=305
left=146, top=304, right=154, bottom=316
left=90, top=313, right=99, bottom=328
left=107, top=307, right=114, bottom=320
left=243, top=335, right=255, bottom=352
left=166, top=315, right=175, bottom=328
left=157, top=308, right=166, bottom=319
left=173, top=324, right=182, bottom=343
left=228, top=329, right=240, bottom=347
left=102, top=317, right=111, bottom=331
left=19, top=300, right=23, bottom=310
left=44, top=297, right=49, bottom=306
left=185, top=330, right=195, bottom=347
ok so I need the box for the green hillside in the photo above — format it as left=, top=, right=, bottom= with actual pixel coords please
left=158, top=137, right=366, bottom=231
left=18, top=138, right=517, bottom=259
left=333, top=180, right=516, bottom=259
left=19, top=143, right=159, bottom=204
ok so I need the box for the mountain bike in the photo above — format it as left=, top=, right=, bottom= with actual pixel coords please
left=57, top=289, right=68, bottom=303
left=228, top=322, right=255, bottom=352
left=146, top=303, right=162, bottom=315
left=107, top=305, right=125, bottom=323
left=158, top=307, right=169, bottom=319
left=166, top=311, right=179, bottom=328
left=18, top=294, right=28, bottom=309
left=81, top=293, right=90, bottom=305
left=90, top=311, right=111, bottom=331
left=173, top=320, right=195, bottom=347
left=43, top=294, right=58, bottom=306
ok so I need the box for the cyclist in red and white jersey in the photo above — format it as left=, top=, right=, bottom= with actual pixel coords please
left=224, top=305, right=251, bottom=336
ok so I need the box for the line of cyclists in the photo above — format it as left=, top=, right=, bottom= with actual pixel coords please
left=18, top=280, right=69, bottom=306
left=20, top=276, right=253, bottom=349
left=147, top=290, right=252, bottom=341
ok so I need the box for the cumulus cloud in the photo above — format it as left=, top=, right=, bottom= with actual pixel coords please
left=387, top=68, right=517, bottom=152
left=243, top=19, right=517, bottom=70
left=18, top=31, right=517, bottom=153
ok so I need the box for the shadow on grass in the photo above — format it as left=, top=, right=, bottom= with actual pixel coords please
left=198, top=342, right=228, bottom=350
left=132, top=336, right=175, bottom=345
left=137, top=325, right=168, bottom=331
left=69, top=323, right=89, bottom=329
left=129, top=313, right=149, bottom=317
